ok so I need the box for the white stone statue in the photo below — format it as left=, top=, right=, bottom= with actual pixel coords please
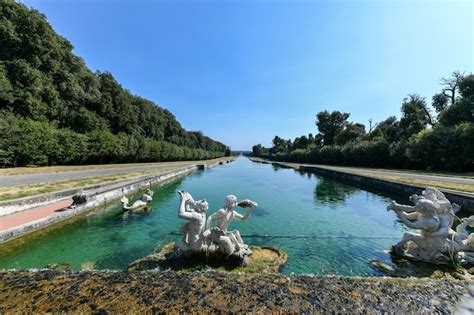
left=174, top=191, right=209, bottom=254
left=204, top=195, right=257, bottom=258
left=389, top=187, right=474, bottom=266
left=173, top=191, right=257, bottom=263
left=121, top=189, right=154, bottom=211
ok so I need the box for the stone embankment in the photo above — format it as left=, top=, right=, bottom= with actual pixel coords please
left=0, top=270, right=470, bottom=313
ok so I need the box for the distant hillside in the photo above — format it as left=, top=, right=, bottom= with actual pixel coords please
left=0, top=1, right=227, bottom=166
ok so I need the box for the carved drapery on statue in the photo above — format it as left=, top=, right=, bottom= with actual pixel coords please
left=388, top=187, right=474, bottom=265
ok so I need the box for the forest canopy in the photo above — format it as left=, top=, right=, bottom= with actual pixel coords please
left=252, top=72, right=474, bottom=172
left=0, top=2, right=227, bottom=166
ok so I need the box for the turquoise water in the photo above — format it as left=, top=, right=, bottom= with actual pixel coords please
left=0, top=157, right=411, bottom=275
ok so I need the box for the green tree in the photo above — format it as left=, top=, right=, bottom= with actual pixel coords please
left=88, top=130, right=122, bottom=164
left=399, top=94, right=433, bottom=139
left=334, top=123, right=366, bottom=145
left=0, top=111, right=22, bottom=166
left=315, top=110, right=350, bottom=146
left=252, top=144, right=262, bottom=156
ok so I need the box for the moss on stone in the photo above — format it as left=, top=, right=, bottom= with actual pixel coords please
left=127, top=243, right=287, bottom=273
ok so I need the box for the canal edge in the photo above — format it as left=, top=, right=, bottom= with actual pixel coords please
left=0, top=158, right=235, bottom=245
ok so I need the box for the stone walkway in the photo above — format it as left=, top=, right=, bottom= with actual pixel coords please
left=0, top=198, right=72, bottom=233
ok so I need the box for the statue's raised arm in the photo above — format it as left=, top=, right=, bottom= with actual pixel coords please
left=174, top=191, right=209, bottom=254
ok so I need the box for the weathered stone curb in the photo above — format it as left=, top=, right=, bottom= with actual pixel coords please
left=0, top=270, right=469, bottom=313
left=0, top=166, right=197, bottom=244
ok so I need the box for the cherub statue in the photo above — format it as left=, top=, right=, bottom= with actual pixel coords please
left=389, top=198, right=444, bottom=260
left=388, top=187, right=474, bottom=265
left=205, top=195, right=257, bottom=257
left=174, top=191, right=209, bottom=254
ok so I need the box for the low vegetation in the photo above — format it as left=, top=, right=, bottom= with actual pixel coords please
left=0, top=167, right=177, bottom=201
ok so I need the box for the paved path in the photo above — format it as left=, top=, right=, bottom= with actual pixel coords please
left=0, top=198, right=73, bottom=233
left=0, top=161, right=203, bottom=188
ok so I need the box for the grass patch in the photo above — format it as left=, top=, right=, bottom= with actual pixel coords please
left=253, top=157, right=474, bottom=179
left=0, top=157, right=230, bottom=176
left=0, top=168, right=177, bottom=201
left=357, top=174, right=474, bottom=194
left=254, top=158, right=474, bottom=193
left=334, top=166, right=474, bottom=179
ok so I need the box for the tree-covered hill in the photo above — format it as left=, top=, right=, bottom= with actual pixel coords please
left=0, top=1, right=227, bottom=166
left=252, top=72, right=474, bottom=172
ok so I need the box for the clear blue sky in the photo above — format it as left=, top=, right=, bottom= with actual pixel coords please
left=21, top=0, right=473, bottom=150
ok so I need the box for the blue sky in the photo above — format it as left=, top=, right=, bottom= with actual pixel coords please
left=21, top=0, right=473, bottom=150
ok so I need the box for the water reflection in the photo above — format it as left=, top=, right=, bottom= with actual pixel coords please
left=314, top=176, right=358, bottom=205
left=252, top=206, right=269, bottom=217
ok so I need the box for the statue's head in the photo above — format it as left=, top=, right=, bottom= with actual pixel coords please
left=224, top=195, right=237, bottom=210
left=415, top=199, right=438, bottom=217
left=422, top=187, right=437, bottom=201
left=193, top=199, right=209, bottom=213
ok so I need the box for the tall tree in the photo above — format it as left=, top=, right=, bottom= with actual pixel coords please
left=440, top=71, right=464, bottom=106
left=399, top=94, right=433, bottom=138
left=315, top=110, right=350, bottom=146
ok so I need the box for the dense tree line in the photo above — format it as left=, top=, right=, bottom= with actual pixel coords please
left=0, top=2, right=226, bottom=166
left=252, top=72, right=474, bottom=171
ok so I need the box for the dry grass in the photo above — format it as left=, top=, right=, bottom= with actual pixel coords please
left=0, top=158, right=229, bottom=176
left=331, top=166, right=474, bottom=179
left=0, top=168, right=177, bottom=201
left=368, top=175, right=474, bottom=194
left=252, top=158, right=474, bottom=194
left=252, top=157, right=474, bottom=179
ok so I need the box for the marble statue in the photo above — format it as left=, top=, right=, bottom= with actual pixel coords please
left=173, top=191, right=257, bottom=263
left=388, top=187, right=474, bottom=265
left=174, top=191, right=209, bottom=253
left=121, top=189, right=154, bottom=211
left=204, top=195, right=257, bottom=258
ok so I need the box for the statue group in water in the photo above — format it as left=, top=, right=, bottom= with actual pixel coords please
left=389, top=187, right=474, bottom=265
left=174, top=191, right=257, bottom=261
